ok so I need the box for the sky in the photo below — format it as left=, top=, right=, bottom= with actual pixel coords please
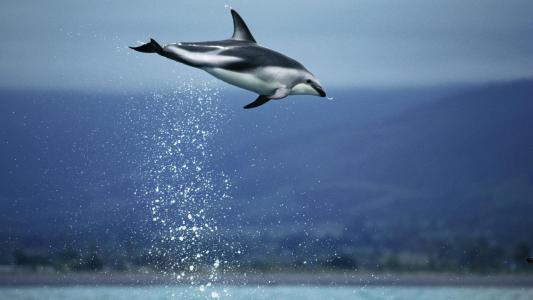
left=0, top=0, right=532, bottom=91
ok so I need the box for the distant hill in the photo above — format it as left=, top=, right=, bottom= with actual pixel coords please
left=1, top=80, right=532, bottom=270
left=225, top=80, right=533, bottom=244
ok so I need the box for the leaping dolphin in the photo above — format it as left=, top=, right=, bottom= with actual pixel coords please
left=130, top=9, right=326, bottom=109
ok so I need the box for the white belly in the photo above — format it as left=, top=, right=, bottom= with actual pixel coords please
left=204, top=67, right=281, bottom=95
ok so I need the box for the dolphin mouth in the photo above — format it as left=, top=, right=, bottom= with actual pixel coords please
left=312, top=84, right=326, bottom=97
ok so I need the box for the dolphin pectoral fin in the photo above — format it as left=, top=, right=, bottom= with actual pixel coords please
left=243, top=88, right=288, bottom=109
left=243, top=95, right=270, bottom=109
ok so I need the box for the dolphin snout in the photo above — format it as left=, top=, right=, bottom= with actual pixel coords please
left=313, top=84, right=326, bottom=97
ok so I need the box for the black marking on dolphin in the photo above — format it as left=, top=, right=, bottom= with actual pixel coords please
left=220, top=46, right=306, bottom=71
left=130, top=9, right=326, bottom=109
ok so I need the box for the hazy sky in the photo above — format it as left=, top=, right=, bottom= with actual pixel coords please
left=1, top=0, right=532, bottom=91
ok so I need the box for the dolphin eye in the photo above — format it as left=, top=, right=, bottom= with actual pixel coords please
left=306, top=80, right=312, bottom=83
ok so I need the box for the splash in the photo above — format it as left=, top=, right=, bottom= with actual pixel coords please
left=134, top=80, right=240, bottom=296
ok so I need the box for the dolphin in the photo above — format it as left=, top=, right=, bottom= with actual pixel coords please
left=130, top=9, right=326, bottom=109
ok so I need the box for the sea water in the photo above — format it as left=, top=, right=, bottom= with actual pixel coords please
left=1, top=286, right=532, bottom=300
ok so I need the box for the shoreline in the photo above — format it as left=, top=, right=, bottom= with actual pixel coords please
left=1, top=272, right=533, bottom=287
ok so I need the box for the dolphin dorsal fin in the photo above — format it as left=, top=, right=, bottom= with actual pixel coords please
left=230, top=9, right=256, bottom=43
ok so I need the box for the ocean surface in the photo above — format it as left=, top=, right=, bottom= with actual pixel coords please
left=1, top=286, right=532, bottom=300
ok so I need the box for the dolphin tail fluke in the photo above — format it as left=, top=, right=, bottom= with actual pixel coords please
left=243, top=95, right=270, bottom=109
left=130, top=39, right=163, bottom=54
